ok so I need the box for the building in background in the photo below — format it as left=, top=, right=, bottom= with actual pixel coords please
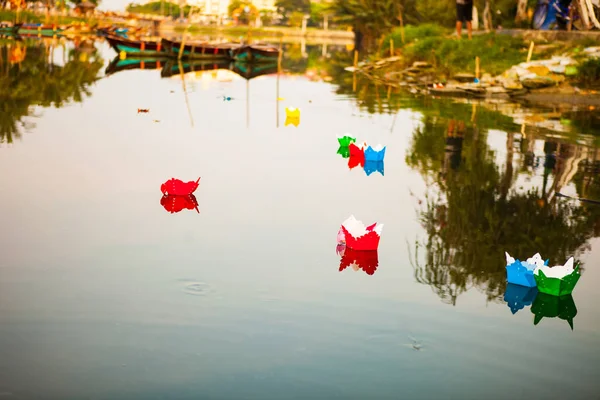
left=192, top=0, right=276, bottom=24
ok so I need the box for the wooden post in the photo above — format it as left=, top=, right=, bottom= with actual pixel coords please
left=354, top=49, right=358, bottom=68
left=178, top=60, right=194, bottom=127
left=527, top=41, right=534, bottom=62
left=178, top=5, right=196, bottom=60
left=475, top=56, right=480, bottom=80
left=398, top=11, right=405, bottom=44
left=567, top=6, right=574, bottom=31
left=276, top=36, right=282, bottom=128
left=390, top=39, right=394, bottom=57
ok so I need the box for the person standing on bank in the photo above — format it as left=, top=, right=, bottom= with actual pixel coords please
left=456, top=0, right=473, bottom=39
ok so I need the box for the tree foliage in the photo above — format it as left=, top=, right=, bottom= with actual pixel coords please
left=126, top=1, right=192, bottom=18
left=275, top=0, right=310, bottom=22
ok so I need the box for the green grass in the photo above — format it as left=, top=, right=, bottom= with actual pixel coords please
left=575, top=58, right=600, bottom=88
left=378, top=24, right=600, bottom=78
left=380, top=26, right=531, bottom=76
left=385, top=24, right=449, bottom=47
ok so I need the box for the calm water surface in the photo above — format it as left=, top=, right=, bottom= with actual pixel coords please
left=1, top=38, right=599, bottom=400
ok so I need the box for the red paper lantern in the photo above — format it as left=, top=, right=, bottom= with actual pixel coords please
left=341, top=223, right=381, bottom=251
left=161, top=177, right=201, bottom=196
left=348, top=143, right=365, bottom=169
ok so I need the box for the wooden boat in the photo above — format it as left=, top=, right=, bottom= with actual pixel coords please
left=230, top=44, right=280, bottom=63
left=0, top=22, right=22, bottom=35
left=105, top=34, right=167, bottom=56
left=160, top=59, right=231, bottom=78
left=161, top=38, right=233, bottom=60
left=105, top=56, right=170, bottom=76
left=18, top=23, right=65, bottom=37
left=97, top=26, right=137, bottom=38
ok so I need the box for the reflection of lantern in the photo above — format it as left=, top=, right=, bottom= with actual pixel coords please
left=339, top=247, right=379, bottom=275
left=9, top=45, right=26, bottom=64
left=503, top=283, right=538, bottom=315
left=160, top=194, right=199, bottom=214
left=337, top=146, right=350, bottom=158
left=531, top=292, right=577, bottom=330
left=284, top=107, right=300, bottom=127
left=348, top=142, right=365, bottom=169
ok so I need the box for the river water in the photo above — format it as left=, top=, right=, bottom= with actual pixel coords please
left=0, top=37, right=599, bottom=400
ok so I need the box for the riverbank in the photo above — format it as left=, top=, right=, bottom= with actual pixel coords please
left=349, top=25, right=600, bottom=107
left=160, top=22, right=354, bottom=41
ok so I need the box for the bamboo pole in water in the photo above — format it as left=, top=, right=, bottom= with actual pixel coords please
left=246, top=78, right=250, bottom=128
left=276, top=36, right=282, bottom=128
left=178, top=6, right=197, bottom=60
left=353, top=49, right=358, bottom=92
left=178, top=60, right=194, bottom=127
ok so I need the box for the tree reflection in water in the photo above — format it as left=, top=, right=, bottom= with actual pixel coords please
left=317, top=52, right=600, bottom=305
left=0, top=38, right=103, bottom=145
left=407, top=112, right=600, bottom=305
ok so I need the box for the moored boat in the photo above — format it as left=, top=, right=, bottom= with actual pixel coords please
left=0, top=22, right=22, bottom=35
left=105, top=33, right=167, bottom=56
left=97, top=26, right=137, bottom=38
left=230, top=44, right=280, bottom=63
left=18, top=23, right=65, bottom=37
left=161, top=38, right=234, bottom=60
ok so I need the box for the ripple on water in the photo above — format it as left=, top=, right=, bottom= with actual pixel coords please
left=180, top=280, right=213, bottom=297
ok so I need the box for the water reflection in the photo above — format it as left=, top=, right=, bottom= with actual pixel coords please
left=160, top=194, right=200, bottom=214
left=503, top=284, right=538, bottom=314
left=364, top=160, right=384, bottom=176
left=284, top=107, right=300, bottom=127
left=337, top=244, right=379, bottom=276
left=407, top=108, right=600, bottom=306
left=531, top=293, right=578, bottom=330
left=0, top=39, right=103, bottom=145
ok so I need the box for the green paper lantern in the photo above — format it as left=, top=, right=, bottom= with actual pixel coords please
left=534, top=265, right=581, bottom=297
left=337, top=136, right=356, bottom=147
left=337, top=146, right=350, bottom=158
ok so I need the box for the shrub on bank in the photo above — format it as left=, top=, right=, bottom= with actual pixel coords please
left=382, top=26, right=529, bottom=77
left=576, top=58, right=600, bottom=88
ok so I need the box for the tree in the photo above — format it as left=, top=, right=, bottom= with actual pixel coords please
left=228, top=0, right=258, bottom=25
left=275, top=0, right=310, bottom=23
left=328, top=0, right=403, bottom=50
